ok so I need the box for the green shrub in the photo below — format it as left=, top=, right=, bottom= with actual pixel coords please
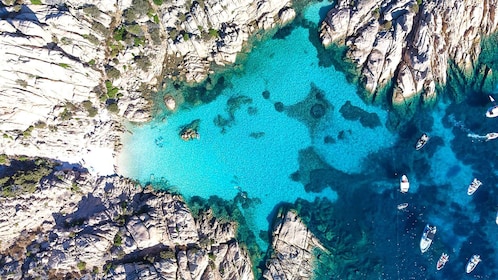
left=125, top=24, right=143, bottom=36
left=82, top=100, right=98, bottom=117
left=77, top=261, right=86, bottom=271
left=153, top=0, right=163, bottom=5
left=58, top=63, right=70, bottom=69
left=0, top=158, right=56, bottom=197
left=107, top=102, right=119, bottom=113
left=106, top=66, right=121, bottom=80
left=113, top=233, right=122, bottom=246
left=208, top=28, right=219, bottom=38
left=30, top=0, right=42, bottom=5
left=23, top=126, right=34, bottom=138
left=0, top=154, right=8, bottom=164
left=88, top=59, right=96, bottom=66
left=105, top=81, right=119, bottom=99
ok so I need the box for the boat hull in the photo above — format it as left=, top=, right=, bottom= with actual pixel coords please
left=466, top=255, right=481, bottom=273
left=400, top=175, right=409, bottom=193
left=419, top=224, right=436, bottom=253
left=486, top=106, right=498, bottom=118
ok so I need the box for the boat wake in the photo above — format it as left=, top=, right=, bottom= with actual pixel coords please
left=467, top=133, right=488, bottom=140
left=467, top=133, right=498, bottom=142
left=448, top=114, right=473, bottom=134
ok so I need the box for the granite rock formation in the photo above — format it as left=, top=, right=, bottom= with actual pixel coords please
left=320, top=0, right=498, bottom=112
left=0, top=169, right=253, bottom=279
left=0, top=0, right=295, bottom=172
left=263, top=210, right=325, bottom=280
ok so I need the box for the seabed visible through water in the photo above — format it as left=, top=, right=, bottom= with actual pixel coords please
left=119, top=2, right=498, bottom=279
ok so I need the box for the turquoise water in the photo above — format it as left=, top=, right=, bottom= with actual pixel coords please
left=119, top=1, right=498, bottom=279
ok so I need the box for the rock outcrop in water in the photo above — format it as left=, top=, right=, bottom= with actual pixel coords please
left=320, top=0, right=498, bottom=111
left=0, top=0, right=295, bottom=171
left=263, top=210, right=325, bottom=280
left=0, top=168, right=254, bottom=279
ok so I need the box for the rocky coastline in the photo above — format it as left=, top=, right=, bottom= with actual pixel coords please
left=0, top=162, right=324, bottom=279
left=3, top=0, right=498, bottom=279
left=320, top=0, right=498, bottom=118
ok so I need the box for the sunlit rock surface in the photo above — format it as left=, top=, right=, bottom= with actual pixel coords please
left=320, top=0, right=498, bottom=109
left=0, top=170, right=253, bottom=279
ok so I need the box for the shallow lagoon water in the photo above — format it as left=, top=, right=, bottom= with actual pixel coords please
left=119, top=2, right=498, bottom=279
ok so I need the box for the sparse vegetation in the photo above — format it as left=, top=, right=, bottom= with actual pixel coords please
left=106, top=66, right=121, bottom=80
left=0, top=158, right=56, bottom=197
left=105, top=80, right=119, bottom=99
left=82, top=100, right=98, bottom=117
left=208, top=28, right=219, bottom=38
left=0, top=154, right=8, bottom=164
left=113, top=233, right=122, bottom=246
left=106, top=102, right=119, bottom=113
left=58, top=63, right=70, bottom=69
left=77, top=261, right=86, bottom=271
left=16, top=79, right=28, bottom=88
left=91, top=22, right=109, bottom=36
left=82, top=5, right=101, bottom=18
left=60, top=37, right=72, bottom=45
left=134, top=56, right=151, bottom=71
left=83, top=34, right=99, bottom=45
left=22, top=125, right=34, bottom=138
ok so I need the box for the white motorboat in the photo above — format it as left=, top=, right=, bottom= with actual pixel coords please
left=496, top=211, right=498, bottom=225
left=485, top=132, right=498, bottom=141
left=420, top=224, right=436, bottom=253
left=436, top=253, right=449, bottom=270
left=486, top=95, right=498, bottom=118
left=467, top=178, right=482, bottom=195
left=415, top=133, right=429, bottom=150
left=466, top=254, right=481, bottom=273
left=400, top=175, right=410, bottom=193
left=397, top=203, right=408, bottom=210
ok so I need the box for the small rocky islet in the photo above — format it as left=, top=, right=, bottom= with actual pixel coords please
left=1, top=0, right=498, bottom=279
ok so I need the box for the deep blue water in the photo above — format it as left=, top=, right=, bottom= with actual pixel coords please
left=119, top=2, right=498, bottom=279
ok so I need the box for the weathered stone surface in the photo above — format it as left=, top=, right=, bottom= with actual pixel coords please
left=320, top=0, right=498, bottom=109
left=0, top=170, right=254, bottom=279
left=263, top=210, right=325, bottom=280
left=0, top=0, right=296, bottom=175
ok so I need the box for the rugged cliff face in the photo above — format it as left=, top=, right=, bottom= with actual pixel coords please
left=320, top=0, right=498, bottom=114
left=0, top=168, right=254, bottom=279
left=0, top=162, right=324, bottom=279
left=0, top=0, right=295, bottom=172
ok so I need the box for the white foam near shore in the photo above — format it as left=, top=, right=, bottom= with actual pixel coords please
left=81, top=146, right=115, bottom=176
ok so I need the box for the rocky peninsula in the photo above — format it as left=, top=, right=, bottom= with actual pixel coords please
left=320, top=0, right=498, bottom=116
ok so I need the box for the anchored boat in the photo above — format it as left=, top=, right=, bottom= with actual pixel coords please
left=400, top=175, right=410, bottom=193
left=415, top=133, right=429, bottom=150
left=467, top=178, right=482, bottom=195
left=466, top=255, right=481, bottom=273
left=436, top=253, right=449, bottom=270
left=420, top=224, right=436, bottom=253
